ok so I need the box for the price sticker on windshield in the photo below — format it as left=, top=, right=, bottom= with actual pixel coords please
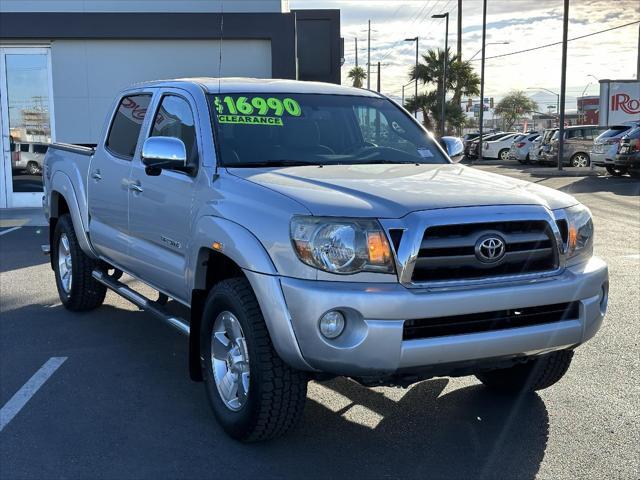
left=213, top=96, right=302, bottom=126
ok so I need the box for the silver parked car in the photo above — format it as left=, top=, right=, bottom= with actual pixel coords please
left=591, top=122, right=640, bottom=169
left=508, top=132, right=540, bottom=163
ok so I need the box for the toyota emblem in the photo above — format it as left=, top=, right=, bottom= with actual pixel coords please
left=475, top=235, right=506, bottom=263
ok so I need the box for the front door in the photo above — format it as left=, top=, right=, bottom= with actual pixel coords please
left=0, top=47, right=54, bottom=208
left=127, top=90, right=200, bottom=302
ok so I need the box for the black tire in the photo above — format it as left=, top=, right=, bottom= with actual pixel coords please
left=52, top=214, right=107, bottom=311
left=606, top=165, right=628, bottom=176
left=26, top=162, right=41, bottom=175
left=201, top=277, right=308, bottom=442
left=476, top=350, right=574, bottom=393
left=629, top=169, right=640, bottom=179
left=499, top=149, right=510, bottom=161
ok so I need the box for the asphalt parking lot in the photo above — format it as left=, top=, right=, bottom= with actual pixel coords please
left=1, top=166, right=638, bottom=480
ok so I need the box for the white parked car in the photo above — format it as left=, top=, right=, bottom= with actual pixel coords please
left=591, top=122, right=640, bottom=169
left=482, top=133, right=520, bottom=160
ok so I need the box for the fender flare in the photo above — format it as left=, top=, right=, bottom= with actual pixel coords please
left=187, top=216, right=312, bottom=377
left=189, top=215, right=278, bottom=288
left=49, top=171, right=99, bottom=259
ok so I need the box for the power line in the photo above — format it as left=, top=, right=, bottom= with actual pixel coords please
left=470, top=21, right=639, bottom=62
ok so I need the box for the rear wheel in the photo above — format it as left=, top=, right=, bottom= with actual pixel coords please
left=52, top=214, right=106, bottom=311
left=571, top=153, right=590, bottom=168
left=499, top=149, right=510, bottom=161
left=605, top=165, right=628, bottom=176
left=476, top=350, right=574, bottom=393
left=201, top=277, right=308, bottom=442
left=26, top=161, right=41, bottom=175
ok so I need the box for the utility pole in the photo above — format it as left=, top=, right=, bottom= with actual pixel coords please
left=478, top=0, right=487, bottom=163
left=457, top=0, right=462, bottom=59
left=377, top=61, right=381, bottom=93
left=367, top=20, right=371, bottom=90
left=355, top=37, right=358, bottom=68
left=433, top=12, right=449, bottom=137
left=558, top=0, right=569, bottom=171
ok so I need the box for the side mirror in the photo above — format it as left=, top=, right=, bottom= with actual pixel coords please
left=441, top=136, right=465, bottom=163
left=141, top=137, right=187, bottom=173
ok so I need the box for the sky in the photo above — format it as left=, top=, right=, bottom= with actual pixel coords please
left=290, top=0, right=640, bottom=110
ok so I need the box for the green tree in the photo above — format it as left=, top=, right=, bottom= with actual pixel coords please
left=409, top=47, right=480, bottom=134
left=347, top=66, right=367, bottom=88
left=404, top=92, right=438, bottom=131
left=494, top=90, right=538, bottom=130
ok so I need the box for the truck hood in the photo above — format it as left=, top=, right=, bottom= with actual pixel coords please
left=227, top=164, right=577, bottom=218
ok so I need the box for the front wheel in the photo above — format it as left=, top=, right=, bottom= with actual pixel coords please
left=52, top=214, right=106, bottom=311
left=606, top=165, right=628, bottom=176
left=201, top=278, right=308, bottom=442
left=571, top=153, right=590, bottom=168
left=476, top=350, right=574, bottom=393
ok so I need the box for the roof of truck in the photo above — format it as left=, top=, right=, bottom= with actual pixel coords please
left=133, top=77, right=383, bottom=98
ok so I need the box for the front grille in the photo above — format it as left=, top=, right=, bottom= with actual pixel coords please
left=411, top=220, right=558, bottom=283
left=403, top=302, right=579, bottom=340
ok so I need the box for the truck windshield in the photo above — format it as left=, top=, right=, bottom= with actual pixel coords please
left=207, top=93, right=448, bottom=167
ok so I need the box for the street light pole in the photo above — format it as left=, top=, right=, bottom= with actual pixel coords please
left=558, top=0, right=569, bottom=171
left=367, top=20, right=371, bottom=90
left=527, top=87, right=560, bottom=123
left=468, top=42, right=509, bottom=61
left=355, top=37, right=358, bottom=68
left=433, top=12, right=449, bottom=137
left=478, top=0, right=487, bottom=163
left=404, top=37, right=419, bottom=118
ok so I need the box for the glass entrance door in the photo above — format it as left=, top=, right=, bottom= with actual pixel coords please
left=0, top=47, right=54, bottom=208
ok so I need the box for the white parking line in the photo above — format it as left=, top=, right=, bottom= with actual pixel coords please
left=0, top=226, right=21, bottom=237
left=0, top=357, right=67, bottom=432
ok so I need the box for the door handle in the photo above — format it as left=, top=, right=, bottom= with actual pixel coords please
left=129, top=182, right=143, bottom=193
left=92, top=170, right=102, bottom=180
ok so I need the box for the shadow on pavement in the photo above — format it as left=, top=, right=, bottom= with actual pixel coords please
left=0, top=226, right=50, bottom=273
left=558, top=175, right=640, bottom=196
left=1, top=260, right=550, bottom=480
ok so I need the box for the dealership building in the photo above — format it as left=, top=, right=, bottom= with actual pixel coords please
left=0, top=0, right=341, bottom=208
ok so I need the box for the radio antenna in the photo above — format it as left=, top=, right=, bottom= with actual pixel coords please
left=217, top=0, right=224, bottom=93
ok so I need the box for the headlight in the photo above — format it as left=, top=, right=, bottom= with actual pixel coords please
left=564, top=204, right=594, bottom=262
left=290, top=216, right=394, bottom=274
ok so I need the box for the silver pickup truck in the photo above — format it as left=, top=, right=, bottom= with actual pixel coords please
left=43, top=78, right=608, bottom=442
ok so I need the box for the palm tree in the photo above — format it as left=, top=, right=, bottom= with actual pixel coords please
left=404, top=92, right=438, bottom=131
left=347, top=66, right=367, bottom=88
left=409, top=48, right=480, bottom=134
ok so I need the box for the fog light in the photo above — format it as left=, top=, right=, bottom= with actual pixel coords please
left=319, top=311, right=345, bottom=339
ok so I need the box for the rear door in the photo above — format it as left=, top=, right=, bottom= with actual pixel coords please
left=88, top=92, right=152, bottom=266
left=127, top=89, right=201, bottom=300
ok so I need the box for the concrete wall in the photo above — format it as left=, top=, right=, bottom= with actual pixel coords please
left=0, top=0, right=287, bottom=13
left=51, top=39, right=271, bottom=143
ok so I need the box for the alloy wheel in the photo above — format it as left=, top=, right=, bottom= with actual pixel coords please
left=211, top=311, right=250, bottom=411
left=572, top=154, right=589, bottom=168
left=57, top=233, right=73, bottom=293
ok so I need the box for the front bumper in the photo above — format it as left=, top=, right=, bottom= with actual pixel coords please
left=247, top=257, right=608, bottom=376
left=614, top=153, right=640, bottom=168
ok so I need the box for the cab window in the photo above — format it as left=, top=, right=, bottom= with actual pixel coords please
left=106, top=94, right=152, bottom=159
left=150, top=95, right=199, bottom=173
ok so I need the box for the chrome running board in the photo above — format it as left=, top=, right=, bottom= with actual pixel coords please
left=92, top=270, right=189, bottom=336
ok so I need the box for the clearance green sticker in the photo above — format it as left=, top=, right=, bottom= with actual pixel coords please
left=214, top=96, right=302, bottom=127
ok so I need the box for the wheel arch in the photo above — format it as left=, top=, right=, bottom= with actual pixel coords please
left=48, top=172, right=98, bottom=261
left=188, top=216, right=279, bottom=381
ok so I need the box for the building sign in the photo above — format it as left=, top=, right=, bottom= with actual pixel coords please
left=599, top=80, right=640, bottom=126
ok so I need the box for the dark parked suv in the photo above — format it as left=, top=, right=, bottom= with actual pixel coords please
left=610, top=126, right=640, bottom=178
